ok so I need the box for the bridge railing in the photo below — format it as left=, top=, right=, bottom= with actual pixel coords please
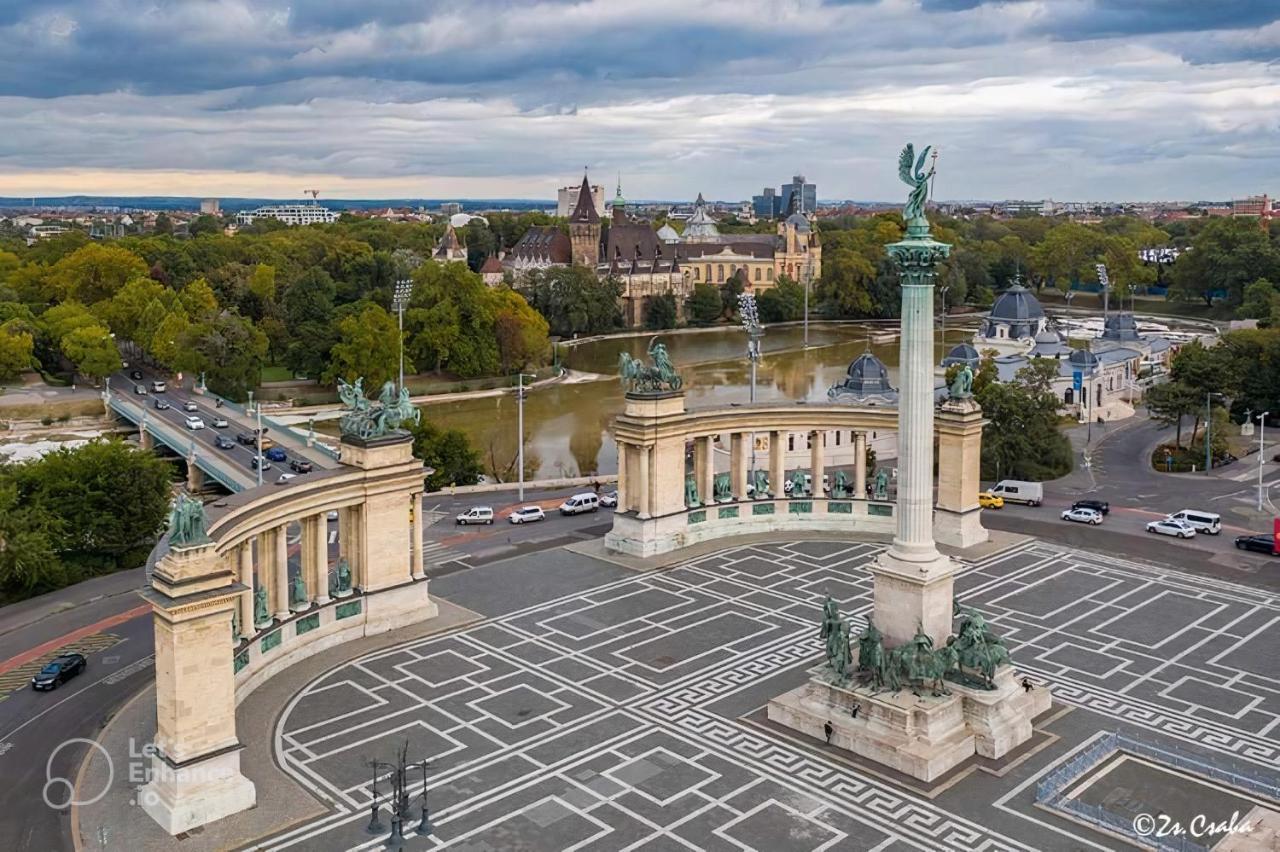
left=109, top=397, right=246, bottom=492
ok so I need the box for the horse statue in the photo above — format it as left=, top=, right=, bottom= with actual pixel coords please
left=618, top=337, right=683, bottom=394
left=337, top=377, right=418, bottom=439
left=950, top=605, right=1011, bottom=688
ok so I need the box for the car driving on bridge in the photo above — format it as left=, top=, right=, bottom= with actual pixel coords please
left=215, top=434, right=235, bottom=450
left=154, top=399, right=170, bottom=410
left=184, top=416, right=205, bottom=430
left=31, top=653, right=86, bottom=691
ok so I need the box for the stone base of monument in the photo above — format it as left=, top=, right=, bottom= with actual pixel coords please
left=139, top=748, right=257, bottom=835
left=362, top=579, right=438, bottom=635
left=768, top=665, right=1051, bottom=782
left=933, top=506, right=989, bottom=550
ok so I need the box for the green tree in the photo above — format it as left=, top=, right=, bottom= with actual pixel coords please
left=409, top=417, right=484, bottom=490
left=60, top=323, right=121, bottom=381
left=976, top=366, right=1073, bottom=481
left=758, top=276, right=805, bottom=322
left=40, top=301, right=100, bottom=344
left=491, top=288, right=549, bottom=374
left=520, top=266, right=622, bottom=337
left=248, top=263, right=277, bottom=304
left=1145, top=380, right=1200, bottom=448
left=282, top=268, right=338, bottom=379
left=1031, top=223, right=1104, bottom=292
left=325, top=302, right=402, bottom=388
left=1168, top=218, right=1280, bottom=307
left=149, top=310, right=191, bottom=369
left=153, top=212, right=174, bottom=235
left=817, top=248, right=875, bottom=316
left=0, top=477, right=65, bottom=600
left=686, top=282, right=722, bottom=326
left=1238, top=278, right=1276, bottom=321
left=102, top=277, right=171, bottom=345
left=179, top=277, right=219, bottom=321
left=644, top=294, right=677, bottom=330
left=188, top=214, right=221, bottom=238
left=176, top=313, right=268, bottom=400
left=0, top=320, right=35, bottom=380
left=47, top=243, right=148, bottom=303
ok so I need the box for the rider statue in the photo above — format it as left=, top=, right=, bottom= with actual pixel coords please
left=618, top=337, right=683, bottom=395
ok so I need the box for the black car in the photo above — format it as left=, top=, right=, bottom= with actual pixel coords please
left=153, top=399, right=170, bottom=410
left=129, top=369, right=143, bottom=380
left=1071, top=499, right=1110, bottom=516
left=215, top=434, right=235, bottom=450
left=1235, top=534, right=1277, bottom=555
left=32, top=653, right=87, bottom=691
left=289, top=458, right=313, bottom=473
left=236, top=431, right=257, bottom=446
left=251, top=456, right=271, bottom=471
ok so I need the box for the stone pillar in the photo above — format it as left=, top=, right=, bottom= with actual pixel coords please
left=729, top=433, right=748, bottom=500
left=185, top=455, right=204, bottom=492
left=809, top=430, right=824, bottom=496
left=341, top=504, right=363, bottom=590
left=410, top=492, right=425, bottom=580
left=637, top=446, right=651, bottom=518
left=693, top=437, right=710, bottom=504
left=935, top=398, right=989, bottom=548
left=236, top=542, right=254, bottom=638
left=272, top=527, right=290, bottom=620
left=616, top=441, right=629, bottom=512
left=874, top=225, right=956, bottom=650
left=769, top=430, right=786, bottom=497
left=141, top=542, right=255, bottom=834
left=139, top=427, right=154, bottom=450
left=698, top=436, right=716, bottom=505
left=854, top=431, right=868, bottom=498
left=302, top=515, right=329, bottom=606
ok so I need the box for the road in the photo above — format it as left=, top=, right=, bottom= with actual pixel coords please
left=108, top=365, right=334, bottom=491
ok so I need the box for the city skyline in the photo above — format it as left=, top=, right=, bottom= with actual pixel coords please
left=0, top=1, right=1276, bottom=200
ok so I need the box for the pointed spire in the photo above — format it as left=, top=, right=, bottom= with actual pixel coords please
left=570, top=171, right=599, bottom=224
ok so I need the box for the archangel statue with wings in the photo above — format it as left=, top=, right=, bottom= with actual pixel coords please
left=898, top=143, right=935, bottom=232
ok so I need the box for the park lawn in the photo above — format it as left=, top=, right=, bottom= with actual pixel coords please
left=260, top=365, right=294, bottom=383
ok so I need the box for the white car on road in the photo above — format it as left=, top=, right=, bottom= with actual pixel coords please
left=509, top=506, right=546, bottom=524
left=455, top=506, right=494, bottom=525
left=184, top=416, right=205, bottom=430
left=1061, top=507, right=1103, bottom=525
left=599, top=491, right=618, bottom=508
left=211, top=416, right=229, bottom=428
left=183, top=401, right=198, bottom=412
left=1146, top=518, right=1196, bottom=539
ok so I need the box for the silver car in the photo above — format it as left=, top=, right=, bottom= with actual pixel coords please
left=1146, top=518, right=1196, bottom=539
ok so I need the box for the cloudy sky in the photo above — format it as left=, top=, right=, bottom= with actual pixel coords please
left=0, top=0, right=1277, bottom=201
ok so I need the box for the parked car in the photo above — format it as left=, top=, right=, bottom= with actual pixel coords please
left=1061, top=507, right=1103, bottom=525
left=509, top=506, right=546, bottom=524
left=276, top=473, right=296, bottom=484
left=264, top=446, right=287, bottom=462
left=251, top=456, right=271, bottom=471
left=559, top=493, right=600, bottom=515
left=211, top=416, right=229, bottom=428
left=153, top=399, right=170, bottom=410
left=1071, top=499, right=1110, bottom=516
left=182, top=401, right=198, bottom=412
left=184, top=415, right=205, bottom=430
left=456, top=506, right=494, bottom=525
left=134, top=384, right=147, bottom=395
left=1146, top=518, right=1196, bottom=539
left=235, top=431, right=257, bottom=446
left=1234, top=534, right=1278, bottom=555
left=978, top=491, right=1004, bottom=509
left=599, top=491, right=619, bottom=508
left=151, top=380, right=167, bottom=392
left=31, top=653, right=86, bottom=691
left=989, top=480, right=1043, bottom=506
left=289, top=458, right=313, bottom=473
left=129, top=369, right=143, bottom=380
left=1165, top=509, right=1221, bottom=535
left=214, top=434, right=235, bottom=450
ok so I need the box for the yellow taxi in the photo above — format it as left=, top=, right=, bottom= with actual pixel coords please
left=978, top=491, right=1004, bottom=509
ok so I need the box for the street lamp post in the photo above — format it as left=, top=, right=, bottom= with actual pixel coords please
left=1258, top=411, right=1270, bottom=511
left=393, top=279, right=413, bottom=393
left=738, top=293, right=763, bottom=493
left=516, top=372, right=537, bottom=502
left=256, top=404, right=264, bottom=487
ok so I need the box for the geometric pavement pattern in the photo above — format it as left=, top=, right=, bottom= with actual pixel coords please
left=266, top=540, right=1280, bottom=851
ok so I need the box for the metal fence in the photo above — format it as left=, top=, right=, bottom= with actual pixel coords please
left=1034, top=730, right=1278, bottom=852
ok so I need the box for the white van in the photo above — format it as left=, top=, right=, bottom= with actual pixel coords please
left=559, top=493, right=600, bottom=515
left=1166, top=509, right=1221, bottom=535
left=989, top=480, right=1044, bottom=506
left=455, top=506, right=494, bottom=525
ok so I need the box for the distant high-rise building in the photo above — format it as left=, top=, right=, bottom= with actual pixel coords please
left=235, top=204, right=337, bottom=226
left=779, top=174, right=816, bottom=216
left=440, top=202, right=463, bottom=216
left=752, top=187, right=779, bottom=220
left=556, top=183, right=605, bottom=219
left=200, top=198, right=220, bottom=215
left=1233, top=194, right=1273, bottom=220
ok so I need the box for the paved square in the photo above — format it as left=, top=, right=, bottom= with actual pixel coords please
left=264, top=540, right=1280, bottom=851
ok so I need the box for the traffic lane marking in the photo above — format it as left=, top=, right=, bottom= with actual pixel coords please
left=0, top=604, right=149, bottom=676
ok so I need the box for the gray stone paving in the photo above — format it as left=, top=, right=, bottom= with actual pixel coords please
left=262, top=539, right=1280, bottom=851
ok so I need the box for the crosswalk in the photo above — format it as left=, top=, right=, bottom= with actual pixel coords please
left=421, top=539, right=469, bottom=568
left=0, top=632, right=122, bottom=702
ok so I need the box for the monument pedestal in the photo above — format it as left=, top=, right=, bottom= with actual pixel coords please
left=768, top=665, right=1050, bottom=782
left=140, top=748, right=256, bottom=835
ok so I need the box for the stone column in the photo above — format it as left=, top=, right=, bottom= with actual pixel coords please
left=139, top=427, right=154, bottom=450
left=342, top=504, right=363, bottom=590
left=142, top=542, right=255, bottom=834
left=854, top=431, right=868, bottom=498
left=302, top=515, right=330, bottom=606
left=236, top=542, right=254, bottom=638
left=693, top=437, right=710, bottom=504
left=935, top=399, right=989, bottom=548
left=874, top=223, right=956, bottom=650
left=729, top=432, right=748, bottom=500
left=809, top=430, right=824, bottom=496
left=637, top=446, right=651, bottom=518
left=186, top=454, right=204, bottom=492
left=769, top=430, right=786, bottom=497
left=616, top=441, right=629, bottom=512
left=272, top=526, right=290, bottom=620
left=410, top=492, right=425, bottom=580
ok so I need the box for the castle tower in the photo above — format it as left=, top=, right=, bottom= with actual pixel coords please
left=569, top=173, right=601, bottom=267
